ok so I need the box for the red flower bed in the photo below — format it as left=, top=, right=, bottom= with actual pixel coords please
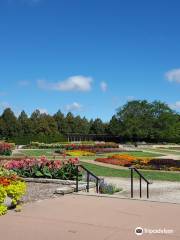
left=95, top=157, right=134, bottom=167
left=0, top=142, right=14, bottom=156
left=4, top=156, right=80, bottom=180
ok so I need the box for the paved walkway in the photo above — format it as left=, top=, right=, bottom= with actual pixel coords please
left=0, top=195, right=179, bottom=240
left=140, top=149, right=180, bottom=160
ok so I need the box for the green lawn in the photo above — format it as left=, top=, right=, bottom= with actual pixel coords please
left=19, top=149, right=58, bottom=158
left=144, top=148, right=180, bottom=156
left=167, top=147, right=180, bottom=151
left=81, top=162, right=180, bottom=182
left=102, top=151, right=163, bottom=157
left=17, top=149, right=162, bottom=159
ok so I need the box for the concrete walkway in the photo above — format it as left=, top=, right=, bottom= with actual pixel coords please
left=0, top=195, right=179, bottom=240
left=141, top=149, right=180, bottom=160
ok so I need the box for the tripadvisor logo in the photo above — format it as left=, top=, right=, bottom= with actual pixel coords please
left=135, top=227, right=144, bottom=236
left=135, top=227, right=174, bottom=236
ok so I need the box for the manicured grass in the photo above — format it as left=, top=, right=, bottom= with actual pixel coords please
left=81, top=162, right=180, bottom=182
left=18, top=149, right=163, bottom=160
left=167, top=147, right=180, bottom=151
left=19, top=149, right=58, bottom=157
left=103, top=151, right=163, bottom=157
left=79, top=151, right=163, bottom=161
left=144, top=148, right=180, bottom=156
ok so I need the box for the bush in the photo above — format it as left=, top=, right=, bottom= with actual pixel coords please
left=99, top=181, right=122, bottom=194
left=9, top=134, right=66, bottom=145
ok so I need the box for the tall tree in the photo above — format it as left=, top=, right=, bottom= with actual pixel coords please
left=90, top=118, right=105, bottom=134
left=1, top=108, right=19, bottom=138
left=65, top=112, right=75, bottom=133
left=53, top=110, right=66, bottom=134
left=18, top=111, right=31, bottom=135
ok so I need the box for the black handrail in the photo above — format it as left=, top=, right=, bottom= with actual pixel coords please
left=129, top=167, right=152, bottom=199
left=75, top=164, right=100, bottom=193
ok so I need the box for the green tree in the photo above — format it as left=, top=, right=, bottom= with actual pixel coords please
left=18, top=111, right=31, bottom=135
left=65, top=112, right=75, bottom=133
left=1, top=108, right=19, bottom=138
left=53, top=110, right=66, bottom=134
left=108, top=115, right=121, bottom=135
left=90, top=118, right=105, bottom=134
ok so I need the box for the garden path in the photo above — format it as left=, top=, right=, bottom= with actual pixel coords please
left=0, top=195, right=179, bottom=240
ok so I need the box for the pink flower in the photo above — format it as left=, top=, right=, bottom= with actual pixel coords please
left=69, top=157, right=79, bottom=164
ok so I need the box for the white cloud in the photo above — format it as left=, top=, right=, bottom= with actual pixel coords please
left=100, top=81, right=107, bottom=92
left=38, top=108, right=48, bottom=114
left=165, top=68, right=180, bottom=83
left=170, top=101, right=180, bottom=110
left=18, top=80, right=30, bottom=86
left=37, top=75, right=92, bottom=92
left=65, top=102, right=83, bottom=112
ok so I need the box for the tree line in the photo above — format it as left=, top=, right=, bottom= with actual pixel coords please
left=0, top=100, right=179, bottom=144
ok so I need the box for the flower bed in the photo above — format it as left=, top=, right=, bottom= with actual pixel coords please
left=111, top=154, right=136, bottom=161
left=27, top=141, right=119, bottom=150
left=95, top=154, right=136, bottom=167
left=4, top=156, right=80, bottom=180
left=66, top=150, right=95, bottom=157
left=95, top=154, right=180, bottom=171
left=134, top=158, right=180, bottom=171
left=0, top=142, right=15, bottom=156
left=0, top=167, right=26, bottom=216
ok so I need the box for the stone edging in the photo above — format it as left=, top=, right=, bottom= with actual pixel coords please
left=23, top=178, right=96, bottom=189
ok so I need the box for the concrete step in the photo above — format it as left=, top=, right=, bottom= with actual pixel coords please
left=55, top=182, right=96, bottom=195
left=55, top=186, right=74, bottom=195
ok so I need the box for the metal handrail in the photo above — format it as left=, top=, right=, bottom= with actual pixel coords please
left=75, top=164, right=100, bottom=193
left=129, top=167, right=152, bottom=198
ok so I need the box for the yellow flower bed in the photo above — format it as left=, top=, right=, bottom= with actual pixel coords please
left=136, top=157, right=152, bottom=165
left=66, top=150, right=95, bottom=157
left=0, top=167, right=26, bottom=216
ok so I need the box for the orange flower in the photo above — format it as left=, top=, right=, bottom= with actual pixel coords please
left=0, top=177, right=11, bottom=186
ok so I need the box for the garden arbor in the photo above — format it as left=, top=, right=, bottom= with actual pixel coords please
left=66, top=133, right=121, bottom=142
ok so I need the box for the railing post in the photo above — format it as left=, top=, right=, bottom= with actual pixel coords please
left=139, top=176, right=142, bottom=198
left=87, top=172, right=89, bottom=192
left=131, top=168, right=133, bottom=198
left=76, top=165, right=79, bottom=192
left=96, top=179, right=99, bottom=193
left=147, top=183, right=149, bottom=198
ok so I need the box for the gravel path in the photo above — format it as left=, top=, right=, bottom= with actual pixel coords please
left=104, top=177, right=180, bottom=203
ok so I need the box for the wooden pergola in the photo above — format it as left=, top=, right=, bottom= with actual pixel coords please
left=66, top=133, right=121, bottom=142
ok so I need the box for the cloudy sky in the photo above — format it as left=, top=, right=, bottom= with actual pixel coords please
left=0, top=0, right=180, bottom=120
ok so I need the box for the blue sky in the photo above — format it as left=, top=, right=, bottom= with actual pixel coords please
left=0, top=0, right=180, bottom=121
